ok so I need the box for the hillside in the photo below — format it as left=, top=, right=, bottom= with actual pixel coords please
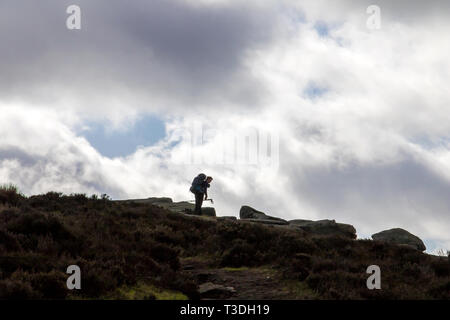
left=0, top=189, right=449, bottom=300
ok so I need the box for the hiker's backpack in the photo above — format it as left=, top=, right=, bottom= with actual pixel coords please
left=190, top=173, right=206, bottom=194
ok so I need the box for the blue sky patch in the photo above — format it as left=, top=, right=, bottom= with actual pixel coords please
left=423, top=238, right=448, bottom=254
left=82, top=115, right=166, bottom=158
left=314, top=21, right=329, bottom=37
left=410, top=135, right=450, bottom=151
left=303, top=82, right=328, bottom=99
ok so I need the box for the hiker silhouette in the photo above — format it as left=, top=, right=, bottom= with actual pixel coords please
left=190, top=173, right=213, bottom=215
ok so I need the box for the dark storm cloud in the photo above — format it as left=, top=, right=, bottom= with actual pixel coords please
left=364, top=0, right=450, bottom=22
left=0, top=0, right=276, bottom=112
left=0, top=147, right=38, bottom=166
left=307, top=0, right=450, bottom=23
left=284, top=155, right=450, bottom=234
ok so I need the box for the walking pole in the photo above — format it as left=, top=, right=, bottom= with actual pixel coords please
left=188, top=199, right=214, bottom=204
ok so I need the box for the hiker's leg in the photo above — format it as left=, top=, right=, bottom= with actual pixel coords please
left=194, top=195, right=199, bottom=214
left=194, top=192, right=203, bottom=215
left=198, top=193, right=204, bottom=215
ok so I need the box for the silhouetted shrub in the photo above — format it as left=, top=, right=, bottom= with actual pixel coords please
left=28, top=271, right=67, bottom=299
left=313, top=235, right=353, bottom=251
left=312, top=258, right=338, bottom=273
left=220, top=239, right=258, bottom=267
left=281, top=253, right=312, bottom=281
left=400, top=262, right=423, bottom=279
left=0, top=254, right=53, bottom=277
left=306, top=270, right=366, bottom=299
left=168, top=277, right=200, bottom=300
left=430, top=259, right=450, bottom=277
left=68, top=193, right=88, bottom=203
left=149, top=244, right=180, bottom=270
left=0, top=229, right=21, bottom=251
left=275, top=234, right=317, bottom=256
left=28, top=192, right=64, bottom=211
left=7, top=213, right=70, bottom=240
left=427, top=280, right=450, bottom=299
left=0, top=184, right=25, bottom=207
left=0, top=279, right=37, bottom=299
left=82, top=272, right=111, bottom=297
left=152, top=225, right=184, bottom=246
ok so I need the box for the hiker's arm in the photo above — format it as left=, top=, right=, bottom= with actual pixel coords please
left=204, top=182, right=210, bottom=199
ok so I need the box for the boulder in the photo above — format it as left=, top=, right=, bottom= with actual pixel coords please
left=289, top=219, right=356, bottom=239
left=161, top=201, right=194, bottom=214
left=146, top=197, right=173, bottom=204
left=196, top=272, right=218, bottom=283
left=198, top=282, right=236, bottom=299
left=371, top=228, right=426, bottom=251
left=241, top=218, right=289, bottom=226
left=217, top=216, right=237, bottom=221
left=289, top=219, right=313, bottom=225
left=120, top=197, right=173, bottom=205
left=239, top=206, right=288, bottom=225
left=201, top=207, right=217, bottom=217
left=145, top=199, right=216, bottom=217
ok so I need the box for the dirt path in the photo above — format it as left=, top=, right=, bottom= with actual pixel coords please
left=181, top=258, right=303, bottom=300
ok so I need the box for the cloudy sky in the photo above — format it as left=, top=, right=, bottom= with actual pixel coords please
left=1, top=0, right=449, bottom=253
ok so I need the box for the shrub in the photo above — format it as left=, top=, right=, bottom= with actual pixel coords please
left=82, top=268, right=114, bottom=297
left=68, top=193, right=88, bottom=204
left=7, top=212, right=75, bottom=242
left=306, top=270, right=366, bottom=299
left=0, top=254, right=53, bottom=277
left=0, top=279, right=37, bottom=299
left=430, top=259, right=450, bottom=277
left=151, top=225, right=184, bottom=247
left=427, top=280, right=450, bottom=299
left=0, top=184, right=25, bottom=207
left=149, top=244, right=180, bottom=271
left=312, top=258, right=338, bottom=273
left=0, top=229, right=21, bottom=251
left=27, top=271, right=68, bottom=299
left=281, top=253, right=312, bottom=281
left=220, top=239, right=258, bottom=267
left=164, top=276, right=200, bottom=300
left=313, top=235, right=353, bottom=251
left=275, top=234, right=317, bottom=256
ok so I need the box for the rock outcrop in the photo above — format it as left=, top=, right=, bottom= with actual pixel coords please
left=289, top=219, right=357, bottom=239
left=239, top=206, right=288, bottom=225
left=125, top=197, right=216, bottom=217
left=146, top=197, right=173, bottom=204
left=371, top=228, right=426, bottom=251
left=164, top=201, right=216, bottom=217
left=123, top=198, right=430, bottom=250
